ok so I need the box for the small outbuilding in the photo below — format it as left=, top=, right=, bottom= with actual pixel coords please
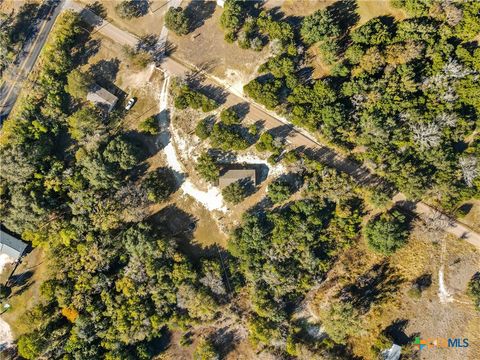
left=87, top=84, right=118, bottom=112
left=0, top=229, right=27, bottom=262
left=218, top=169, right=256, bottom=189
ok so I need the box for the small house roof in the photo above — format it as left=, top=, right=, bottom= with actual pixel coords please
left=218, top=169, right=256, bottom=188
left=87, top=85, right=118, bottom=112
left=0, top=229, right=27, bottom=261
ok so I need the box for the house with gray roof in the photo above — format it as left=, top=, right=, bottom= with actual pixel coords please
left=0, top=229, right=27, bottom=261
left=87, top=84, right=118, bottom=112
left=218, top=169, right=256, bottom=189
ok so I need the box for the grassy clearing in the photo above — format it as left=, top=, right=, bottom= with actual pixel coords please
left=310, top=225, right=480, bottom=360
left=1, top=247, right=49, bottom=337
left=77, top=0, right=168, bottom=37
left=170, top=2, right=270, bottom=80
left=356, top=0, right=406, bottom=25
left=459, top=200, right=480, bottom=233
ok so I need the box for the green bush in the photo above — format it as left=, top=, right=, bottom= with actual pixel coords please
left=195, top=117, right=212, bottom=140
left=468, top=272, right=480, bottom=310
left=210, top=123, right=250, bottom=151
left=138, top=116, right=159, bottom=135
left=224, top=31, right=236, bottom=43
left=222, top=181, right=247, bottom=204
left=173, top=85, right=218, bottom=113
left=196, top=152, right=220, bottom=183
left=103, top=136, right=143, bottom=170
left=193, top=338, right=219, bottom=360
left=142, top=168, right=176, bottom=202
left=244, top=78, right=282, bottom=109
left=65, top=69, right=93, bottom=99
left=267, top=178, right=292, bottom=203
left=165, top=7, right=190, bottom=35
left=321, top=302, right=361, bottom=344
left=364, top=210, right=409, bottom=255
left=115, top=0, right=147, bottom=19
left=220, top=107, right=240, bottom=125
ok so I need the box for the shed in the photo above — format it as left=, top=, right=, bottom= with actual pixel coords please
left=0, top=229, right=27, bottom=261
left=87, top=85, right=118, bottom=112
left=218, top=169, right=256, bottom=189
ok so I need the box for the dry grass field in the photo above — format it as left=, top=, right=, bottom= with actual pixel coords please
left=77, top=0, right=170, bottom=37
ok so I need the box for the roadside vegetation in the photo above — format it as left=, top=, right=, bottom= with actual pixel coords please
left=230, top=0, right=480, bottom=210
left=1, top=0, right=479, bottom=359
left=0, top=3, right=43, bottom=74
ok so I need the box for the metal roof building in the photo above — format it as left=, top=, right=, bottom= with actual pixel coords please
left=218, top=169, right=256, bottom=189
left=0, top=229, right=27, bottom=261
left=87, top=84, right=118, bottom=112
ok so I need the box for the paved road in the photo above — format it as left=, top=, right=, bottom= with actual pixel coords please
left=67, top=0, right=480, bottom=249
left=63, top=0, right=139, bottom=47
left=0, top=0, right=66, bottom=123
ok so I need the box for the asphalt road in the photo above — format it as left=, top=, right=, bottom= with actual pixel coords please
left=0, top=0, right=66, bottom=124
left=43, top=1, right=480, bottom=249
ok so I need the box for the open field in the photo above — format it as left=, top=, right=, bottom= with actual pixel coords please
left=1, top=248, right=49, bottom=337
left=310, top=227, right=480, bottom=360
left=460, top=201, right=480, bottom=234
left=170, top=1, right=270, bottom=82
left=0, top=0, right=40, bottom=13
left=77, top=0, right=169, bottom=37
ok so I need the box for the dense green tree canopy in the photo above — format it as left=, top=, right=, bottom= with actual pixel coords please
left=364, top=210, right=409, bottom=255
left=165, top=7, right=190, bottom=35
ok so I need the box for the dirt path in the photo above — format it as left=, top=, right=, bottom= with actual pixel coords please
left=438, top=238, right=454, bottom=304
left=0, top=316, right=13, bottom=351
left=0, top=258, right=13, bottom=351
left=67, top=0, right=480, bottom=250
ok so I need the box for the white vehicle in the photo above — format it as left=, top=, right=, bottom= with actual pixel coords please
left=125, top=97, right=136, bottom=111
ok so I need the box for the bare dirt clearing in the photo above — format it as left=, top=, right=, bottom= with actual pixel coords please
left=310, top=226, right=480, bottom=360
left=77, top=0, right=169, bottom=37
left=1, top=248, right=49, bottom=338
left=170, top=2, right=270, bottom=81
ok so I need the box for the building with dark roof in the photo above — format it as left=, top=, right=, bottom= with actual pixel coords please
left=0, top=229, right=27, bottom=261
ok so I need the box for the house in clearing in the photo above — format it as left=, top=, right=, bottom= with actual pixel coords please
left=218, top=168, right=256, bottom=189
left=87, top=84, right=118, bottom=112
left=0, top=228, right=27, bottom=262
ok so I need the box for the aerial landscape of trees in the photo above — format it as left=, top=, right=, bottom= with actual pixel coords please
left=1, top=0, right=480, bottom=359
left=240, top=1, right=480, bottom=210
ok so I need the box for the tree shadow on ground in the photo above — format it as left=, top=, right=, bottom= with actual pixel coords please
left=199, top=84, right=229, bottom=105
left=339, top=261, right=403, bottom=314
left=268, top=124, right=294, bottom=139
left=12, top=281, right=34, bottom=297
left=211, top=326, right=239, bottom=359
left=229, top=102, right=250, bottom=121
left=326, top=0, right=360, bottom=35
left=149, top=205, right=219, bottom=262
left=185, top=0, right=216, bottom=33
left=8, top=270, right=33, bottom=287
left=77, top=38, right=101, bottom=66
left=86, top=1, right=107, bottom=19
left=90, top=58, right=120, bottom=84
left=384, top=319, right=419, bottom=346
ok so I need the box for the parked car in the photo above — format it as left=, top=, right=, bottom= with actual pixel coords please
left=125, top=97, right=136, bottom=111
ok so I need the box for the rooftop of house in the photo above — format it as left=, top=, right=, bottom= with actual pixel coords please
left=87, top=85, right=118, bottom=112
left=0, top=228, right=27, bottom=261
left=218, top=169, right=256, bottom=189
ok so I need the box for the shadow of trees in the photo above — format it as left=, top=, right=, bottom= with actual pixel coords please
left=339, top=262, right=403, bottom=314
left=185, top=0, right=216, bottom=33
left=383, top=319, right=419, bottom=346
left=85, top=1, right=107, bottom=19
left=90, top=58, right=120, bottom=84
